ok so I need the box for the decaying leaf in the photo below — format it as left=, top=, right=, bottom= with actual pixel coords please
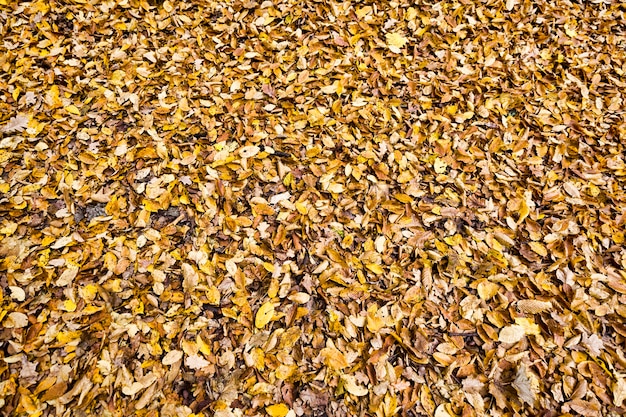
left=512, top=363, right=540, bottom=406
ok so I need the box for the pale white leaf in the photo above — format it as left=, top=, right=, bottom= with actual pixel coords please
left=4, top=312, right=29, bottom=328
left=162, top=350, right=183, bottom=366
left=499, top=324, right=526, bottom=344
left=512, top=363, right=539, bottom=406
left=185, top=354, right=210, bottom=370
left=1, top=113, right=30, bottom=133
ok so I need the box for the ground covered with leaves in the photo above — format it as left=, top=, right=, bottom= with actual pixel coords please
left=1, top=0, right=626, bottom=416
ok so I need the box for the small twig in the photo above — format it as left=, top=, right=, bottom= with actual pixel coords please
left=449, top=332, right=478, bottom=337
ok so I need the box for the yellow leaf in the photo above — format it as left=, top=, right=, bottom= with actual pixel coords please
left=517, top=199, right=530, bottom=224
left=528, top=241, right=547, bottom=257
left=420, top=385, right=436, bottom=416
left=307, top=108, right=324, bottom=126
left=434, top=403, right=455, bottom=417
left=267, top=278, right=279, bottom=298
left=110, top=70, right=126, bottom=86
left=380, top=393, right=399, bottom=417
left=103, top=252, right=117, bottom=272
left=44, top=85, right=63, bottom=108
left=386, top=32, right=407, bottom=53
left=487, top=249, right=508, bottom=268
left=321, top=344, right=348, bottom=370
left=356, top=6, right=372, bottom=19
left=63, top=299, right=77, bottom=312
left=27, top=118, right=46, bottom=136
left=56, top=331, right=81, bottom=344
left=143, top=199, right=162, bottom=212
left=366, top=303, right=386, bottom=333
left=31, top=0, right=49, bottom=13
left=275, top=364, right=297, bottom=380
left=477, top=280, right=499, bottom=301
left=397, top=170, right=413, bottom=183
left=255, top=301, right=275, bottom=328
left=248, top=347, right=265, bottom=371
left=433, top=157, right=447, bottom=174
left=82, top=305, right=102, bottom=315
left=342, top=374, right=369, bottom=397
left=0, top=221, right=17, bottom=236
left=65, top=105, right=80, bottom=115
left=295, top=201, right=308, bottom=214
left=197, top=334, right=212, bottom=356
left=443, top=234, right=462, bottom=246
left=266, top=404, right=290, bottom=417
left=206, top=286, right=220, bottom=305
left=514, top=317, right=541, bottom=335
left=366, top=263, right=383, bottom=275
left=394, top=193, right=413, bottom=203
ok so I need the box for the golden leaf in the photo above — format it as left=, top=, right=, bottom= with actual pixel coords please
left=366, top=263, right=384, bottom=275
left=366, top=304, right=386, bottom=333
left=197, top=335, right=212, bottom=356
left=433, top=158, right=447, bottom=174
left=517, top=199, right=530, bottom=224
left=386, top=32, right=408, bottom=53
left=528, top=241, right=547, bottom=257
left=255, top=301, right=275, bottom=329
left=477, top=281, right=499, bottom=301
left=342, top=374, right=369, bottom=397
left=62, top=299, right=77, bottom=312
left=65, top=105, right=80, bottom=115
left=514, top=317, right=541, bottom=335
left=266, top=404, right=290, bottom=417
left=206, top=286, right=221, bottom=305
left=320, top=344, right=348, bottom=370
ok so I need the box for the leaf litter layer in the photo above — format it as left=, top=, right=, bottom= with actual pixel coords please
left=1, top=0, right=626, bottom=416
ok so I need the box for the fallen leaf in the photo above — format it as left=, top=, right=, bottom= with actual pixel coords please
left=255, top=301, right=275, bottom=329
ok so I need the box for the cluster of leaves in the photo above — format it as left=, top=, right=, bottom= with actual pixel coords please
left=1, top=0, right=626, bottom=416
